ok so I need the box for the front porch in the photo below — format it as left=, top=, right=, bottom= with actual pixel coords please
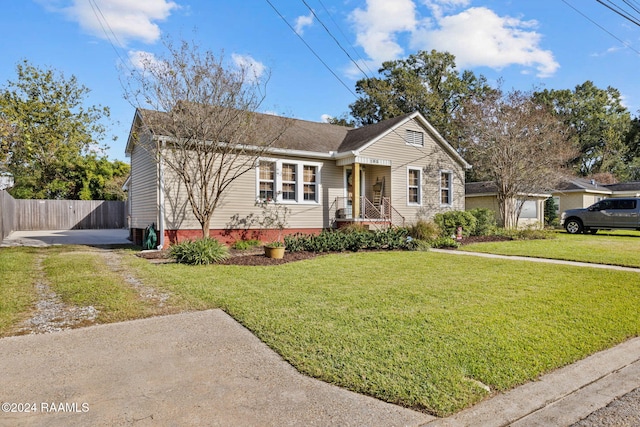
left=332, top=196, right=405, bottom=229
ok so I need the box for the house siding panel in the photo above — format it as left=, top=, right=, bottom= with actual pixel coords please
left=161, top=153, right=339, bottom=232
left=129, top=133, right=159, bottom=230
left=360, top=119, right=465, bottom=224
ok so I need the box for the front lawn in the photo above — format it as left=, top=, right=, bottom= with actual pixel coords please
left=128, top=250, right=640, bottom=416
left=461, top=230, right=640, bottom=268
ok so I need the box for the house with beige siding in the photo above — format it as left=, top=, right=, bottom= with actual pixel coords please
left=125, top=109, right=470, bottom=248
left=465, top=181, right=550, bottom=228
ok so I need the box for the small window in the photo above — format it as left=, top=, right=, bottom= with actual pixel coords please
left=281, top=163, right=296, bottom=201
left=408, top=168, right=421, bottom=205
left=405, top=130, right=424, bottom=146
left=258, top=161, right=274, bottom=200
left=303, top=165, right=317, bottom=201
left=440, top=171, right=452, bottom=205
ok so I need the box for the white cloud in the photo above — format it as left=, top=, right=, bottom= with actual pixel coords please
left=413, top=7, right=559, bottom=77
left=349, top=1, right=559, bottom=78
left=232, top=54, right=266, bottom=83
left=39, top=0, right=178, bottom=45
left=295, top=11, right=314, bottom=35
left=128, top=50, right=160, bottom=70
left=350, top=0, right=418, bottom=63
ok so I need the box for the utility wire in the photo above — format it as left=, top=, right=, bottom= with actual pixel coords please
left=597, top=0, right=640, bottom=27
left=301, top=0, right=371, bottom=80
left=561, top=0, right=640, bottom=55
left=313, top=0, right=376, bottom=77
left=88, top=0, right=134, bottom=73
left=264, top=0, right=358, bottom=99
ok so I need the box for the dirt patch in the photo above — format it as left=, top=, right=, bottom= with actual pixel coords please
left=220, top=251, right=320, bottom=266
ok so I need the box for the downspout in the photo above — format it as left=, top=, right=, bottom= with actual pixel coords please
left=157, top=143, right=165, bottom=250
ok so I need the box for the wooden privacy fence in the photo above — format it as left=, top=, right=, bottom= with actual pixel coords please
left=0, top=190, right=16, bottom=241
left=0, top=190, right=126, bottom=235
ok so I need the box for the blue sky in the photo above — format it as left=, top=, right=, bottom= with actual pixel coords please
left=2, top=1, right=640, bottom=161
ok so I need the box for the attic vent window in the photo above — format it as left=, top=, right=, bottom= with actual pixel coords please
left=405, top=130, right=424, bottom=147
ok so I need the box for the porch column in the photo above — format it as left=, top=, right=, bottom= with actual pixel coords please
left=353, top=162, right=360, bottom=219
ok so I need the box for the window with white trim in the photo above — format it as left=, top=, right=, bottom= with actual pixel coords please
left=303, top=165, right=317, bottom=201
left=281, top=163, right=296, bottom=201
left=405, top=130, right=424, bottom=146
left=259, top=161, right=275, bottom=200
left=440, top=171, right=453, bottom=205
left=407, top=168, right=421, bottom=205
left=257, top=160, right=320, bottom=203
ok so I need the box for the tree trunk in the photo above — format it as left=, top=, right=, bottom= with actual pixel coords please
left=200, top=216, right=211, bottom=239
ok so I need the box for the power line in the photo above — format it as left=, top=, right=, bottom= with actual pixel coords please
left=264, top=0, right=358, bottom=99
left=311, top=0, right=376, bottom=78
left=561, top=0, right=640, bottom=55
left=596, top=0, right=640, bottom=27
left=87, top=0, right=134, bottom=73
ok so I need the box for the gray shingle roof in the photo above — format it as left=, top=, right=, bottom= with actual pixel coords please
left=134, top=108, right=417, bottom=155
left=603, top=181, right=640, bottom=191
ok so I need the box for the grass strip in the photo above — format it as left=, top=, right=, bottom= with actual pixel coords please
left=129, top=251, right=640, bottom=416
left=43, top=248, right=153, bottom=323
left=462, top=231, right=640, bottom=268
left=0, top=248, right=38, bottom=336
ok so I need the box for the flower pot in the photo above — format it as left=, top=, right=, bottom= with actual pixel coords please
left=264, top=245, right=285, bottom=259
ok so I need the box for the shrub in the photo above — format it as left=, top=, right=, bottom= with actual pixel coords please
left=468, top=208, right=497, bottom=236
left=434, top=211, right=477, bottom=237
left=231, top=239, right=261, bottom=250
left=497, top=227, right=554, bottom=240
left=429, top=237, right=460, bottom=249
left=409, top=219, right=442, bottom=241
left=284, top=227, right=414, bottom=253
left=169, top=238, right=230, bottom=265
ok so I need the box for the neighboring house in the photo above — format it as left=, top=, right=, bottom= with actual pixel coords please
left=551, top=178, right=611, bottom=214
left=465, top=181, right=550, bottom=228
left=603, top=181, right=640, bottom=198
left=125, top=109, right=470, bottom=248
left=551, top=179, right=640, bottom=214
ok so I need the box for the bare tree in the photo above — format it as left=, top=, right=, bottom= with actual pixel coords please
left=124, top=40, right=290, bottom=237
left=458, top=89, right=576, bottom=228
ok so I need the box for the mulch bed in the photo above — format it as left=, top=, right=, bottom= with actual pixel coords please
left=137, top=235, right=512, bottom=266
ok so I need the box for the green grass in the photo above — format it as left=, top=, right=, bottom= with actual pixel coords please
left=42, top=248, right=155, bottom=323
left=462, top=230, right=640, bottom=268
left=0, top=248, right=38, bottom=336
left=129, top=251, right=640, bottom=416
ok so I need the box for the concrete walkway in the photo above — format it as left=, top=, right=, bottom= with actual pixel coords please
left=0, top=310, right=433, bottom=427
left=1, top=309, right=639, bottom=427
left=0, top=229, right=131, bottom=247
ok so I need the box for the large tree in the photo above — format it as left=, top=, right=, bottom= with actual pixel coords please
left=0, top=61, right=116, bottom=199
left=349, top=50, right=494, bottom=142
left=458, top=89, right=576, bottom=228
left=124, top=40, right=290, bottom=237
left=0, top=61, right=113, bottom=199
left=534, top=81, right=631, bottom=179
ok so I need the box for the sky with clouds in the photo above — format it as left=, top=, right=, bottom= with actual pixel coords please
left=2, top=0, right=640, bottom=160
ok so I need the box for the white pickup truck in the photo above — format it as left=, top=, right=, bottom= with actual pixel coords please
left=561, top=198, right=640, bottom=234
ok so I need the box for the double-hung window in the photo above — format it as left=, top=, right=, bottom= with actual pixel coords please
left=259, top=161, right=275, bottom=200
left=257, top=160, right=320, bottom=203
left=407, top=168, right=421, bottom=205
left=281, top=164, right=296, bottom=201
left=303, top=165, right=317, bottom=201
left=440, top=171, right=453, bottom=205
left=405, top=130, right=424, bottom=147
